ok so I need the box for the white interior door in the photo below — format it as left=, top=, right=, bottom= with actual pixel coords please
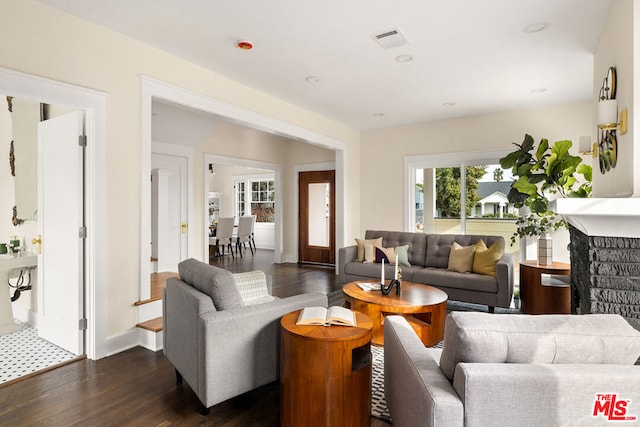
left=151, top=153, right=188, bottom=272
left=37, top=111, right=84, bottom=355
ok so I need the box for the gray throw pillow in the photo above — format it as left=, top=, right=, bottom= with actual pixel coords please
left=178, top=258, right=244, bottom=310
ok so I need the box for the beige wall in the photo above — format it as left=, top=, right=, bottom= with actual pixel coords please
left=593, top=0, right=637, bottom=196
left=198, top=121, right=335, bottom=261
left=209, top=165, right=271, bottom=219
left=360, top=101, right=593, bottom=236
left=0, top=0, right=358, bottom=340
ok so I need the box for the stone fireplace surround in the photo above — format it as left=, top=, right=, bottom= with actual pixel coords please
left=553, top=199, right=640, bottom=331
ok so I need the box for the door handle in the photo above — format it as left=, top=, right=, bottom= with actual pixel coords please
left=181, top=222, right=188, bottom=234
left=32, top=235, right=43, bottom=254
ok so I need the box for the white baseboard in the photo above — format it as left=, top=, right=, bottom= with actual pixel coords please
left=12, top=305, right=38, bottom=326
left=104, top=327, right=164, bottom=356
left=105, top=329, right=140, bottom=357
left=281, top=254, right=297, bottom=263
left=14, top=306, right=161, bottom=358
left=138, top=328, right=163, bottom=352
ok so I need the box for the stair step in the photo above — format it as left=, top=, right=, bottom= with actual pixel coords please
left=137, top=317, right=163, bottom=332
left=134, top=296, right=161, bottom=306
left=135, top=272, right=179, bottom=306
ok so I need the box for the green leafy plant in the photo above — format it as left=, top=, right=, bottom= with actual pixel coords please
left=510, top=213, right=566, bottom=246
left=500, top=134, right=592, bottom=244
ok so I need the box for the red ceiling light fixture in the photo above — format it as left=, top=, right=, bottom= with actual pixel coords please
left=236, top=39, right=253, bottom=50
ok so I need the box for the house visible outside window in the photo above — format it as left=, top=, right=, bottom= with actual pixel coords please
left=406, top=152, right=519, bottom=260
left=234, top=175, right=275, bottom=223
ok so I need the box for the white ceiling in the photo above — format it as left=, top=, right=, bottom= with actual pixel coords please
left=38, top=0, right=611, bottom=130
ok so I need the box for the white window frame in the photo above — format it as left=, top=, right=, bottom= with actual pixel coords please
left=404, top=150, right=511, bottom=233
left=234, top=174, right=275, bottom=223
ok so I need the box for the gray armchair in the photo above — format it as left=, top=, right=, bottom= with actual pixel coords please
left=384, top=312, right=640, bottom=427
left=163, top=259, right=327, bottom=414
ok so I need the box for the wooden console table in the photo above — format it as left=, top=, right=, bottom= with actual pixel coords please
left=520, top=260, right=571, bottom=315
left=280, top=310, right=373, bottom=427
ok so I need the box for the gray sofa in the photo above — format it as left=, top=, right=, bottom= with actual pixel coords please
left=163, top=259, right=327, bottom=414
left=339, top=230, right=515, bottom=311
left=384, top=312, right=640, bottom=427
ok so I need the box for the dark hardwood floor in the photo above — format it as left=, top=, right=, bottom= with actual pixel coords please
left=0, top=250, right=391, bottom=426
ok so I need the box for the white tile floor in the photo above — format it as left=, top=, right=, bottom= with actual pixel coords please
left=0, top=321, right=77, bottom=384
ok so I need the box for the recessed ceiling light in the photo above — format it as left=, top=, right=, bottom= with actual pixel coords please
left=523, top=22, right=550, bottom=34
left=442, top=102, right=457, bottom=107
left=395, top=54, right=413, bottom=63
left=305, top=76, right=320, bottom=83
left=531, top=88, right=547, bottom=93
left=373, top=112, right=385, bottom=117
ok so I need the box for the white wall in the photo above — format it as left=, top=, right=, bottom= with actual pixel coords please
left=593, top=0, right=637, bottom=197
left=198, top=121, right=335, bottom=260
left=360, top=101, right=593, bottom=236
left=0, top=0, right=359, bottom=343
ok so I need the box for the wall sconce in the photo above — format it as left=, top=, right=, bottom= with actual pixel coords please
left=597, top=66, right=628, bottom=135
left=597, top=100, right=628, bottom=134
left=597, top=66, right=622, bottom=174
left=578, top=135, right=597, bottom=158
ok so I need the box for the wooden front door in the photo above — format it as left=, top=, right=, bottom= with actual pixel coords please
left=298, top=170, right=335, bottom=264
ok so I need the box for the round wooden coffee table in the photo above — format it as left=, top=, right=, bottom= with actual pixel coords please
left=343, top=281, right=448, bottom=346
left=280, top=310, right=373, bottom=427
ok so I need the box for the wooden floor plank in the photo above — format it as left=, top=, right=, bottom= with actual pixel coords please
left=0, top=250, right=391, bottom=426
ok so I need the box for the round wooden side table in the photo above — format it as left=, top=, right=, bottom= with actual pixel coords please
left=280, top=309, right=373, bottom=427
left=520, top=260, right=571, bottom=315
left=343, top=281, right=448, bottom=346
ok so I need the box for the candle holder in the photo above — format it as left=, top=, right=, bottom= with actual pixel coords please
left=381, top=278, right=401, bottom=295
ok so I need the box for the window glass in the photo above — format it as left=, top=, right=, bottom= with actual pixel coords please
left=235, top=177, right=275, bottom=223
left=414, top=162, right=519, bottom=259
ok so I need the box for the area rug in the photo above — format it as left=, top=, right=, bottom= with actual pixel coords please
left=370, top=345, right=392, bottom=422
left=371, top=341, right=444, bottom=422
left=327, top=288, right=516, bottom=421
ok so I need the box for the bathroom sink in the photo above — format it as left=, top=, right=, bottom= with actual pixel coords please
left=0, top=253, right=37, bottom=335
left=0, top=253, right=37, bottom=270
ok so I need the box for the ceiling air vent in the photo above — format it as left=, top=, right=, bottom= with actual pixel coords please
left=371, top=28, right=410, bottom=49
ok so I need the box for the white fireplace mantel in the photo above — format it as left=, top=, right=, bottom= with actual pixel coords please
left=552, top=198, right=640, bottom=238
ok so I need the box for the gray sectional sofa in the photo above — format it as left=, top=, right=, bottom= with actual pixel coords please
left=338, top=230, right=515, bottom=311
left=384, top=312, right=640, bottom=427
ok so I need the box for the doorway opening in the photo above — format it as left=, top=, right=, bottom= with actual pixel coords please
left=0, top=69, right=106, bottom=384
left=141, top=76, right=348, bottom=301
left=204, top=155, right=281, bottom=265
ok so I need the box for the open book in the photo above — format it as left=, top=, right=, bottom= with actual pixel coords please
left=296, top=306, right=356, bottom=327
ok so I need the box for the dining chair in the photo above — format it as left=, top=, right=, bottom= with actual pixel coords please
left=235, top=215, right=255, bottom=257
left=215, top=217, right=235, bottom=259
left=208, top=236, right=218, bottom=257
left=248, top=215, right=257, bottom=254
